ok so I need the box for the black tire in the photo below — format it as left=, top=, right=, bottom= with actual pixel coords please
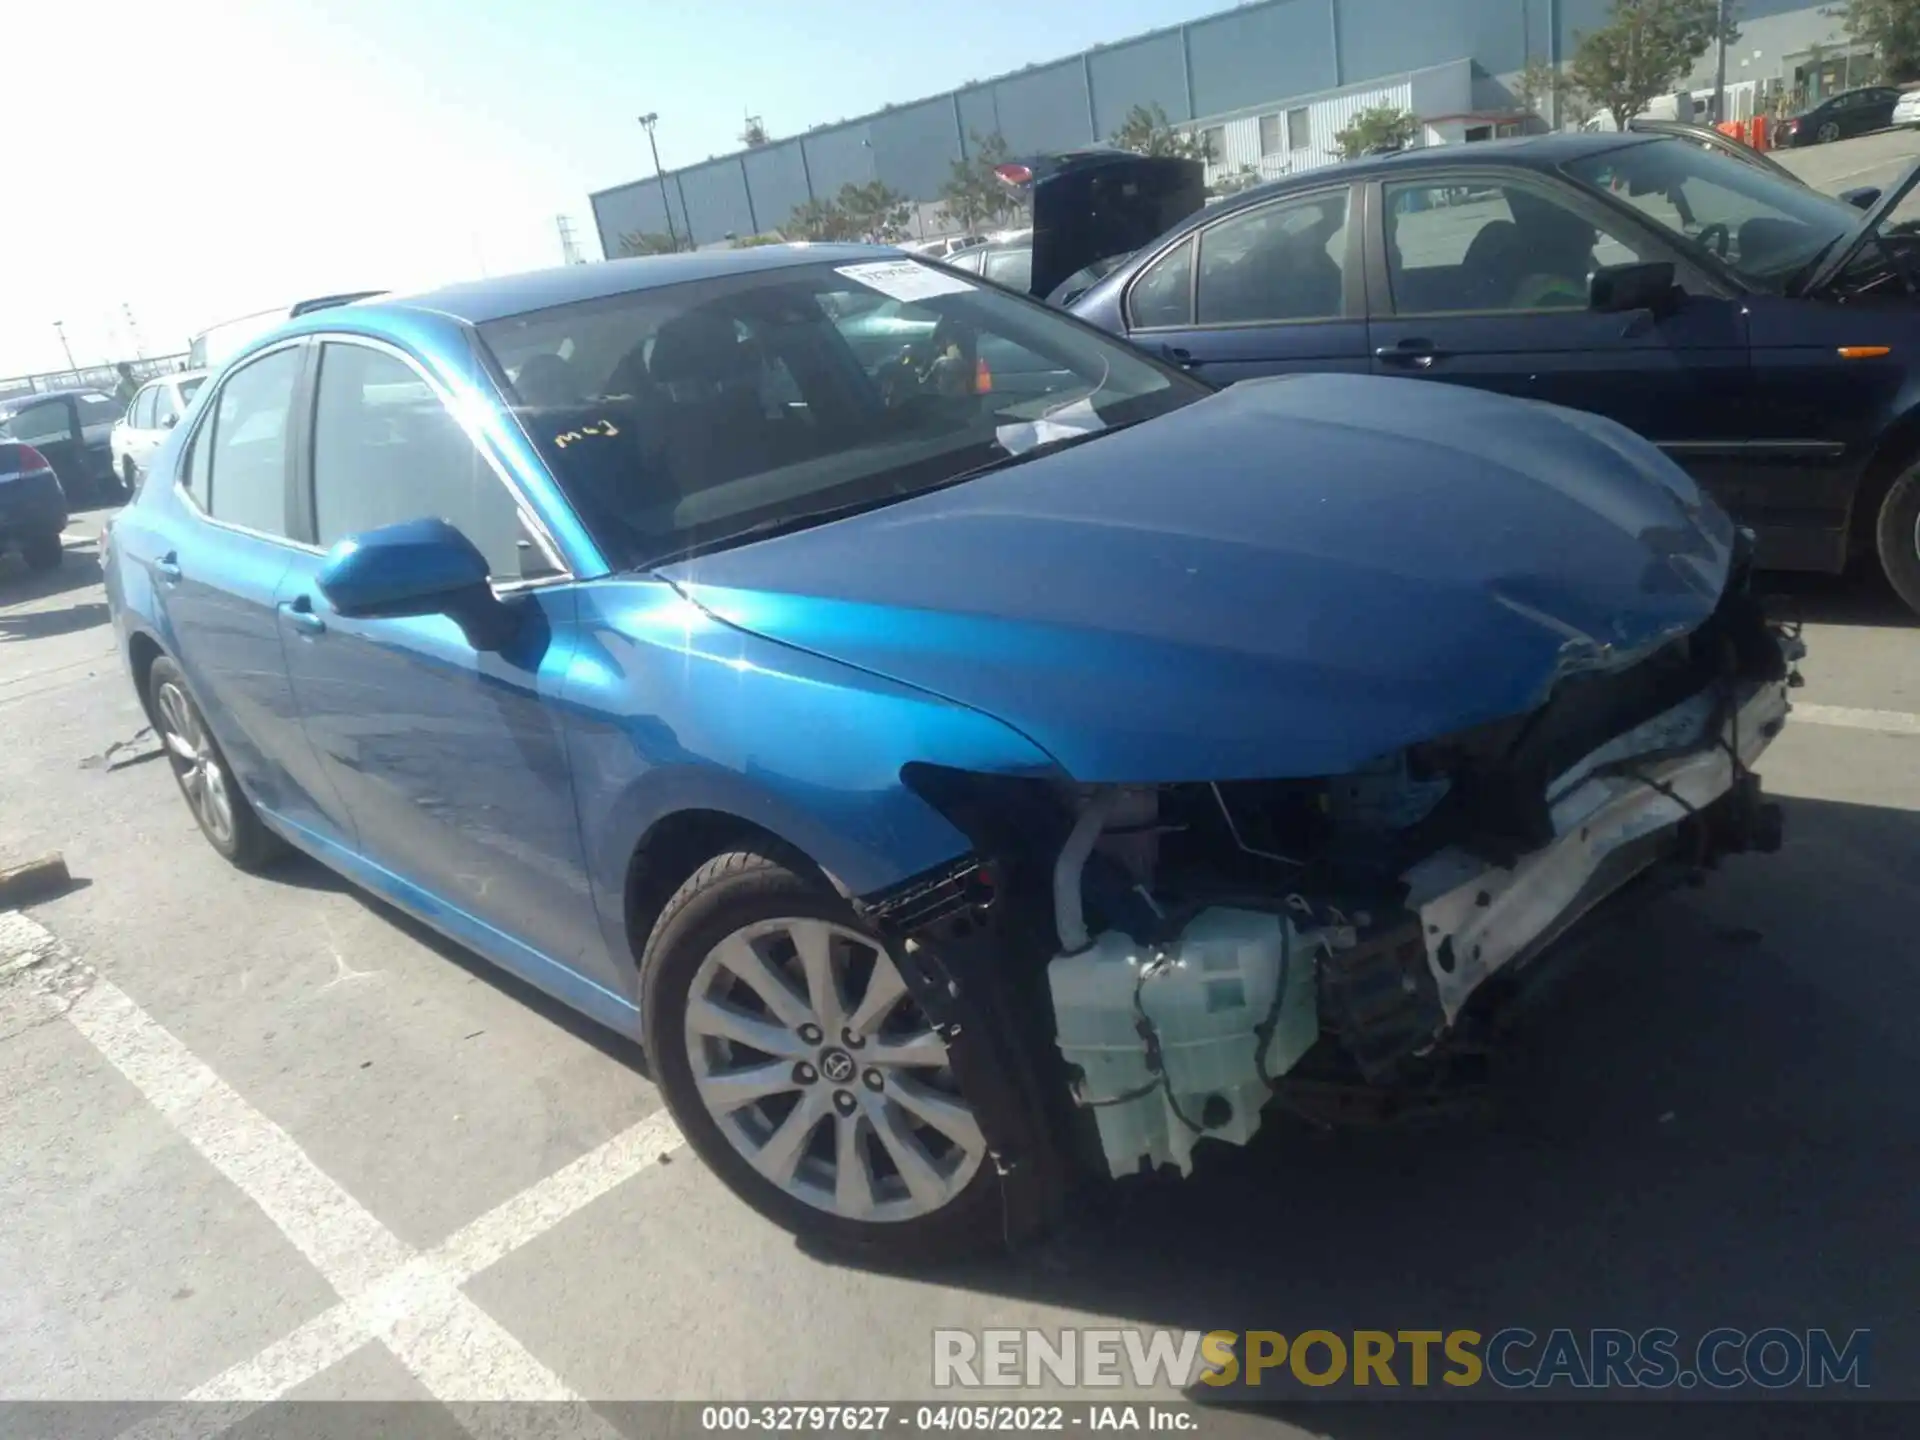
left=147, top=655, right=287, bottom=871
left=1876, top=468, right=1920, bottom=617
left=20, top=532, right=62, bottom=572
left=639, top=845, right=1026, bottom=1265
left=1819, top=121, right=1841, bottom=144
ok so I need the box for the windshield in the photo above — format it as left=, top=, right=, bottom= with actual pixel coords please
left=1562, top=138, right=1860, bottom=291
left=477, top=258, right=1204, bottom=568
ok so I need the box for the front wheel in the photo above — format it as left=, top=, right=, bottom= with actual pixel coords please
left=1876, top=468, right=1920, bottom=617
left=148, top=656, right=287, bottom=870
left=640, top=846, right=1019, bottom=1264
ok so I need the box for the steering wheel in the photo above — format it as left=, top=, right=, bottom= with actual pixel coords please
left=1696, top=222, right=1731, bottom=259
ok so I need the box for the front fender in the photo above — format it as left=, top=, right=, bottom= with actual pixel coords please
left=562, top=580, right=1062, bottom=972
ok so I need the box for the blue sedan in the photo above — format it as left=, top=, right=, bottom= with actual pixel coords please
left=1027, top=134, right=1920, bottom=614
left=103, top=246, right=1796, bottom=1262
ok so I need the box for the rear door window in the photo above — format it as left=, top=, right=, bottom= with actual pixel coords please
left=1195, top=190, right=1350, bottom=325
left=4, top=400, right=72, bottom=446
left=205, top=347, right=301, bottom=537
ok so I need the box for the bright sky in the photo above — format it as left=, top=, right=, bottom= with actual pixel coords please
left=5, top=0, right=1227, bottom=377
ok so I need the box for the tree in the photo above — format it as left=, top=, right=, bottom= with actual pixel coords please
left=1334, top=105, right=1420, bottom=159
left=740, top=115, right=771, bottom=148
left=785, top=195, right=858, bottom=242
left=1515, top=56, right=1569, bottom=126
left=938, top=131, right=1025, bottom=231
left=836, top=180, right=914, bottom=242
left=1108, top=102, right=1214, bottom=163
left=618, top=230, right=677, bottom=256
left=1568, top=0, right=1739, bottom=133
left=785, top=182, right=914, bottom=243
left=1832, top=0, right=1920, bottom=83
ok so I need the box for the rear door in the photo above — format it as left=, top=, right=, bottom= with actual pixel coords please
left=1364, top=165, right=1752, bottom=492
left=1119, top=184, right=1372, bottom=384
left=155, top=341, right=352, bottom=843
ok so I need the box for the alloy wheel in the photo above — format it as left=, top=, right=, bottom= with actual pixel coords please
left=1819, top=121, right=1841, bottom=143
left=156, top=680, right=235, bottom=849
left=683, top=917, right=986, bottom=1223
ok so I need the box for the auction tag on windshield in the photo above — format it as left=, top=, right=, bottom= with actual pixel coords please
left=834, top=260, right=975, bottom=302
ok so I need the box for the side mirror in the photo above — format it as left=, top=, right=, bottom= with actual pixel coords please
left=1589, top=260, right=1681, bottom=316
left=161, top=413, right=178, bottom=429
left=1839, top=186, right=1881, bottom=210
left=316, top=517, right=518, bottom=651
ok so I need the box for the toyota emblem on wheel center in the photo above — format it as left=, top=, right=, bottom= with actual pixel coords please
left=820, top=1048, right=856, bottom=1083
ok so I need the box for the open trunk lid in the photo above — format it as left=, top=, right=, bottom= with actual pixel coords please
left=996, top=149, right=1205, bottom=302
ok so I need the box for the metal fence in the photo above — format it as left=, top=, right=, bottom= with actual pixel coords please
left=0, top=353, right=192, bottom=407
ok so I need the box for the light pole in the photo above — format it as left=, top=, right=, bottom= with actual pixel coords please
left=638, top=113, right=679, bottom=251
left=1711, top=0, right=1730, bottom=124
left=52, top=321, right=77, bottom=373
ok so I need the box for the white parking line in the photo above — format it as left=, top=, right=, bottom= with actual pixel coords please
left=1793, top=703, right=1920, bottom=736
left=0, top=913, right=684, bottom=1434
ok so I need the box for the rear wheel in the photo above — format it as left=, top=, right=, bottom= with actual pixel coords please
left=148, top=656, right=286, bottom=870
left=640, top=846, right=1016, bottom=1264
left=20, top=533, right=62, bottom=572
left=1876, top=468, right=1920, bottom=617
left=1818, top=120, right=1842, bottom=144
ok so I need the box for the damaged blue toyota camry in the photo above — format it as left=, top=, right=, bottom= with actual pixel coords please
left=102, top=246, right=1800, bottom=1263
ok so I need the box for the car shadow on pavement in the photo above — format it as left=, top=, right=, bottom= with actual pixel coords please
left=832, top=793, right=1920, bottom=1431
left=0, top=601, right=110, bottom=642
left=1758, top=568, right=1917, bottom=628
left=263, top=850, right=653, bottom=1077
left=0, top=548, right=104, bottom=606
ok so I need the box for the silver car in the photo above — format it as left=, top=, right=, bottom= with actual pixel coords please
left=109, top=370, right=207, bottom=494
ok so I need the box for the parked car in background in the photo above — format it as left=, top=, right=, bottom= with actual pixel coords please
left=1895, top=88, right=1920, bottom=129
left=0, top=388, right=121, bottom=506
left=899, top=235, right=987, bottom=259
left=188, top=292, right=386, bottom=373
left=0, top=435, right=69, bottom=572
left=1010, top=135, right=1920, bottom=612
left=943, top=237, right=1034, bottom=291
left=111, top=370, right=208, bottom=494
left=104, top=245, right=1793, bottom=1262
left=1777, top=86, right=1901, bottom=147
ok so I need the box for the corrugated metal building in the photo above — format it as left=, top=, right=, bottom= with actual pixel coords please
left=589, top=0, right=1855, bottom=255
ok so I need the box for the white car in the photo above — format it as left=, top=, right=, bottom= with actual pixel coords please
left=109, top=370, right=206, bottom=494
left=1895, top=89, right=1920, bottom=128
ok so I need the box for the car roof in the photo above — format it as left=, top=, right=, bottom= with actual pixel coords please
left=377, top=244, right=899, bottom=325
left=1176, top=131, right=1653, bottom=229
left=0, top=386, right=114, bottom=411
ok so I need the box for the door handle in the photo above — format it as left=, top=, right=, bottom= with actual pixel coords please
left=1160, top=344, right=1195, bottom=367
left=154, top=552, right=182, bottom=583
left=278, top=596, right=326, bottom=636
left=1375, top=339, right=1443, bottom=369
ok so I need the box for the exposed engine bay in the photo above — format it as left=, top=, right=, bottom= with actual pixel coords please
left=863, top=560, right=1803, bottom=1185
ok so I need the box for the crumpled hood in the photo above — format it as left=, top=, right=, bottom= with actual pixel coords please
left=661, top=373, right=1734, bottom=782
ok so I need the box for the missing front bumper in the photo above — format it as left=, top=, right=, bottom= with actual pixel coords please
left=1403, top=666, right=1792, bottom=1027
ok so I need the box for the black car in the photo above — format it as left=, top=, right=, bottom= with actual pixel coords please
left=986, top=134, right=1920, bottom=613
left=1778, top=86, right=1900, bottom=147
left=0, top=437, right=70, bottom=572
left=0, top=387, right=122, bottom=506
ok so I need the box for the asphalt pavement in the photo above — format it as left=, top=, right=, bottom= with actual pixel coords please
left=6, top=134, right=1920, bottom=1436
